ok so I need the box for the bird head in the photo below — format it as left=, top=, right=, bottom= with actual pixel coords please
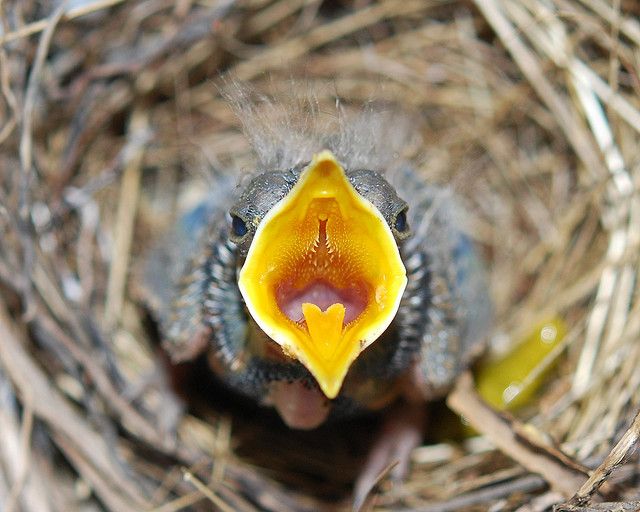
left=229, top=151, right=410, bottom=399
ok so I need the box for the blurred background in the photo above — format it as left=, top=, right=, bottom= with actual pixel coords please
left=1, top=0, right=640, bottom=510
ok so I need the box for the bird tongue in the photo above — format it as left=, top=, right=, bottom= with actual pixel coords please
left=301, top=303, right=345, bottom=360
left=277, top=282, right=359, bottom=360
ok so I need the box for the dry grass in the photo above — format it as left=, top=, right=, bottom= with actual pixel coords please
left=1, top=0, right=640, bottom=510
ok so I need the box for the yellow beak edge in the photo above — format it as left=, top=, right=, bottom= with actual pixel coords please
left=238, top=151, right=407, bottom=398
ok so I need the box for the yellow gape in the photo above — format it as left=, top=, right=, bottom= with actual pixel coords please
left=238, top=151, right=407, bottom=398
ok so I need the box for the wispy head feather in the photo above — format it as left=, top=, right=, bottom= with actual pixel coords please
left=222, top=80, right=415, bottom=172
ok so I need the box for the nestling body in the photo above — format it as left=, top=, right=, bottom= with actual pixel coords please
left=143, top=88, right=492, bottom=503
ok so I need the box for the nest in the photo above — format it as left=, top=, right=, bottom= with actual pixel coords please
left=1, top=0, right=640, bottom=510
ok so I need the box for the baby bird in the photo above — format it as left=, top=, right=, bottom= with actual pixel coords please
left=143, top=88, right=492, bottom=504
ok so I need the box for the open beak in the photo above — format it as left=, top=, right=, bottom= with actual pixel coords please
left=238, top=151, right=407, bottom=399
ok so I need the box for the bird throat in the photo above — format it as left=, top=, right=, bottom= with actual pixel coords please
left=273, top=199, right=372, bottom=361
left=275, top=207, right=369, bottom=325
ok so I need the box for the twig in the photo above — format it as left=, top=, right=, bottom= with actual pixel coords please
left=0, top=374, right=51, bottom=512
left=0, top=0, right=127, bottom=45
left=396, top=474, right=547, bottom=512
left=578, top=0, right=640, bottom=46
left=148, top=490, right=207, bottom=512
left=447, top=373, right=588, bottom=497
left=0, top=299, right=150, bottom=510
left=182, top=469, right=237, bottom=512
left=0, top=48, right=18, bottom=143
left=230, top=0, right=429, bottom=80
left=569, top=47, right=634, bottom=398
left=54, top=434, right=142, bottom=512
left=473, top=0, right=604, bottom=180
left=104, top=109, right=149, bottom=328
left=555, top=502, right=640, bottom=512
left=565, top=410, right=640, bottom=507
left=4, top=402, right=34, bottom=512
left=18, top=0, right=68, bottom=321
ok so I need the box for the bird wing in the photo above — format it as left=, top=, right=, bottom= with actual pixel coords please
left=141, top=173, right=241, bottom=362
left=391, top=166, right=492, bottom=397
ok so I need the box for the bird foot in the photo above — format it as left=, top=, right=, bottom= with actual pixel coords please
left=352, top=401, right=426, bottom=511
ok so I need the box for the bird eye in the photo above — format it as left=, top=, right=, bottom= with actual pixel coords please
left=394, top=209, right=408, bottom=232
left=231, top=215, right=248, bottom=237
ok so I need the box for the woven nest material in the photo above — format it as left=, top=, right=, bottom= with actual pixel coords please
left=1, top=1, right=640, bottom=511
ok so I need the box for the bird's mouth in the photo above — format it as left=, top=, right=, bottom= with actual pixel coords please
left=238, top=151, right=407, bottom=399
